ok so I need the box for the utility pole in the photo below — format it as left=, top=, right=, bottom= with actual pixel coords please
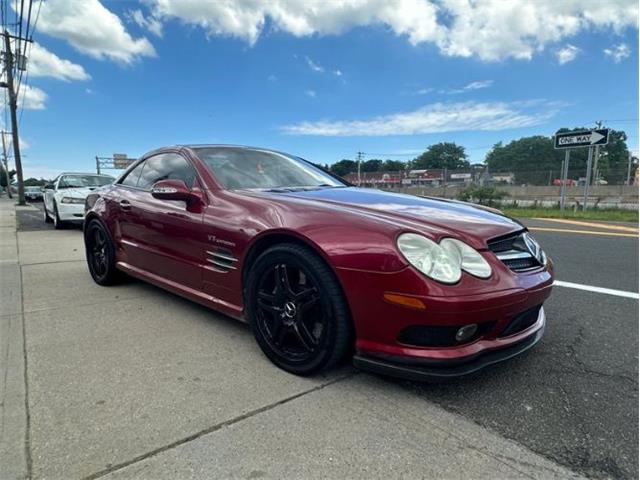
left=356, top=151, right=364, bottom=186
left=592, top=121, right=602, bottom=187
left=1, top=130, right=11, bottom=198
left=1, top=31, right=29, bottom=205
left=583, top=146, right=593, bottom=211
left=627, top=151, right=633, bottom=185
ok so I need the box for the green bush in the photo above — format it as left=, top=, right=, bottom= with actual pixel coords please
left=458, top=186, right=508, bottom=206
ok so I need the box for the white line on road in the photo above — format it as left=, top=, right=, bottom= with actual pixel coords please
left=554, top=280, right=639, bottom=300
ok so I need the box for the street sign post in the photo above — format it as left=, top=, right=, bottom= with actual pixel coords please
left=554, top=129, right=609, bottom=211
left=554, top=129, right=609, bottom=149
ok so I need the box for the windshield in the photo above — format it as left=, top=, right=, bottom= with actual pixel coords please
left=58, top=175, right=114, bottom=189
left=193, top=147, right=346, bottom=190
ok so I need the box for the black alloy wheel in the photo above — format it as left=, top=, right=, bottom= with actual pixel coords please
left=247, top=243, right=352, bottom=375
left=84, top=219, right=122, bottom=285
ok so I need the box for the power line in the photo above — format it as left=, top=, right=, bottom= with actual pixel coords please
left=17, top=0, right=41, bottom=126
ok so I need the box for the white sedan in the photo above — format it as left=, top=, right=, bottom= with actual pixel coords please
left=43, top=172, right=115, bottom=229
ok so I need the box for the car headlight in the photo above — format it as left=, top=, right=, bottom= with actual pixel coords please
left=61, top=197, right=84, bottom=204
left=397, top=233, right=462, bottom=284
left=439, top=238, right=492, bottom=278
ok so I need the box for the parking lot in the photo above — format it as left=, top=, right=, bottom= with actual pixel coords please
left=2, top=199, right=637, bottom=479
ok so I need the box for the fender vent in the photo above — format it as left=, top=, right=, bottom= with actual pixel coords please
left=205, top=249, right=238, bottom=273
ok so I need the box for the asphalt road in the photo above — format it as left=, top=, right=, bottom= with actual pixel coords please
left=14, top=205, right=640, bottom=478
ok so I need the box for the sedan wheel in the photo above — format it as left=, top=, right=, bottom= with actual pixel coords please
left=43, top=203, right=52, bottom=223
left=84, top=219, right=122, bottom=285
left=52, top=202, right=65, bottom=229
left=247, top=243, right=352, bottom=375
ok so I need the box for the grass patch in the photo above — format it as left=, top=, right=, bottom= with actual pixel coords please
left=501, top=207, right=638, bottom=223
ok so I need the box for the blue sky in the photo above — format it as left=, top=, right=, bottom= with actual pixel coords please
left=7, top=0, right=639, bottom=179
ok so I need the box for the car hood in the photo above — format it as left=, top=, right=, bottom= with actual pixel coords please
left=274, top=187, right=522, bottom=248
left=56, top=187, right=101, bottom=198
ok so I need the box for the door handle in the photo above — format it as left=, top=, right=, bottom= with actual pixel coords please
left=119, top=199, right=131, bottom=210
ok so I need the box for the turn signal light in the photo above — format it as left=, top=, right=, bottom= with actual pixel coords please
left=383, top=293, right=426, bottom=310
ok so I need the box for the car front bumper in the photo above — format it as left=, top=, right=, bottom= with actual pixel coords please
left=353, top=306, right=545, bottom=380
left=336, top=258, right=553, bottom=380
left=57, top=202, right=85, bottom=222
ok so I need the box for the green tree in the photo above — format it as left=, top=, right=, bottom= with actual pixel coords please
left=0, top=167, right=15, bottom=188
left=330, top=159, right=357, bottom=176
left=486, top=136, right=560, bottom=185
left=412, top=143, right=470, bottom=169
left=24, top=177, right=47, bottom=186
left=486, top=129, right=631, bottom=185
left=382, top=159, right=406, bottom=171
left=361, top=159, right=383, bottom=172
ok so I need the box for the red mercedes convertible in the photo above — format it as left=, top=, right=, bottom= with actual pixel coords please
left=84, top=145, right=553, bottom=380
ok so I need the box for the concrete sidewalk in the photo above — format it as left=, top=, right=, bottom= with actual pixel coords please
left=0, top=197, right=583, bottom=480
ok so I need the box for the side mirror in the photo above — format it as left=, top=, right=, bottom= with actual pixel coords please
left=44, top=183, right=54, bottom=190
left=151, top=179, right=198, bottom=203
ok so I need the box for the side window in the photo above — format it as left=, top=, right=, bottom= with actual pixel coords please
left=137, top=154, right=196, bottom=190
left=120, top=161, right=146, bottom=187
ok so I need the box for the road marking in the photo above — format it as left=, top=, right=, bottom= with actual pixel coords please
left=532, top=217, right=638, bottom=233
left=554, top=280, right=639, bottom=300
left=529, top=227, right=638, bottom=238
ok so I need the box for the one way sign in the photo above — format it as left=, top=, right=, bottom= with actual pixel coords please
left=554, top=129, right=609, bottom=149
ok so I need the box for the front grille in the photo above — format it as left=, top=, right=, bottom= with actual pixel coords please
left=500, top=305, right=541, bottom=337
left=398, top=321, right=496, bottom=348
left=487, top=231, right=542, bottom=272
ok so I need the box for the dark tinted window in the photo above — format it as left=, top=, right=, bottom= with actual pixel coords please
left=120, top=161, right=146, bottom=187
left=137, top=154, right=196, bottom=190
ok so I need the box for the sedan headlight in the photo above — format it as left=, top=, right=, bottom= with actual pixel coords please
left=397, top=233, right=492, bottom=284
left=397, top=233, right=462, bottom=284
left=440, top=238, right=492, bottom=278
left=61, top=197, right=85, bottom=204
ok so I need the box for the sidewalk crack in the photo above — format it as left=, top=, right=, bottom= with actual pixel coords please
left=83, top=371, right=358, bottom=480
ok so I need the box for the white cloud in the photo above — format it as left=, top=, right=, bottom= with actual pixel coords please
left=127, top=9, right=163, bottom=37
left=334, top=69, right=343, bottom=76
left=281, top=100, right=559, bottom=136
left=37, top=0, right=156, bottom=63
left=19, top=86, right=48, bottom=110
left=604, top=43, right=631, bottom=62
left=145, top=0, right=637, bottom=61
left=438, top=80, right=493, bottom=94
left=463, top=80, right=493, bottom=90
left=148, top=0, right=441, bottom=47
left=415, top=87, right=434, bottom=95
left=306, top=89, right=317, bottom=98
left=555, top=44, right=581, bottom=64
left=305, top=56, right=324, bottom=72
left=28, top=43, right=91, bottom=81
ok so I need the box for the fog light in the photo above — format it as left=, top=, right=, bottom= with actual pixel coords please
left=455, top=324, right=478, bottom=342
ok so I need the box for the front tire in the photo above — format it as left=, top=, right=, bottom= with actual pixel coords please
left=43, top=203, right=52, bottom=223
left=246, top=243, right=352, bottom=376
left=52, top=201, right=65, bottom=229
left=84, top=219, right=122, bottom=285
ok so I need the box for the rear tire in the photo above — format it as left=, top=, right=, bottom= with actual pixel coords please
left=246, top=243, right=352, bottom=376
left=84, top=219, right=122, bottom=285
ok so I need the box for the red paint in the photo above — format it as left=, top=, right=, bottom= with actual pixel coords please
left=86, top=145, right=553, bottom=370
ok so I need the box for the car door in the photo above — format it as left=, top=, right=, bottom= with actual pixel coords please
left=115, top=152, right=206, bottom=290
